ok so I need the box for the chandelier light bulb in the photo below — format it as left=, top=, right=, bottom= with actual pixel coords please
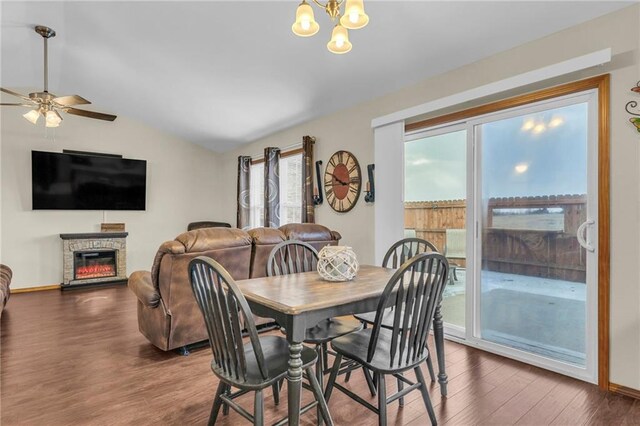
left=340, top=0, right=369, bottom=30
left=327, top=24, right=352, bottom=54
left=292, top=1, right=320, bottom=37
left=22, top=109, right=41, bottom=125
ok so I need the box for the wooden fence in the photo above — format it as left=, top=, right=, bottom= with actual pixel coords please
left=404, top=195, right=587, bottom=282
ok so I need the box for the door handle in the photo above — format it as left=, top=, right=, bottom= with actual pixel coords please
left=577, top=219, right=595, bottom=252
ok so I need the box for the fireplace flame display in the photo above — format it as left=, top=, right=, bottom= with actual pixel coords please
left=73, top=250, right=118, bottom=280
left=75, top=264, right=116, bottom=279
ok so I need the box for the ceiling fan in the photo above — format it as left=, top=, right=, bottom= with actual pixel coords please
left=0, top=25, right=116, bottom=127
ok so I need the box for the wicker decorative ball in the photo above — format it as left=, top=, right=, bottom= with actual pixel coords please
left=317, top=246, right=359, bottom=282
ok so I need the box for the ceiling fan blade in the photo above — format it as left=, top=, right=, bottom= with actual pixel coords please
left=0, top=87, right=32, bottom=101
left=53, top=95, right=91, bottom=107
left=65, top=108, right=117, bottom=122
left=0, top=103, right=32, bottom=107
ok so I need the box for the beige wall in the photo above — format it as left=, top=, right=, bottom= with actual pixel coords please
left=217, top=6, right=640, bottom=390
left=0, top=108, right=219, bottom=289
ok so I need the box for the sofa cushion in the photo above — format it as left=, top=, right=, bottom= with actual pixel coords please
left=176, top=228, right=252, bottom=253
left=279, top=223, right=333, bottom=242
left=248, top=228, right=285, bottom=278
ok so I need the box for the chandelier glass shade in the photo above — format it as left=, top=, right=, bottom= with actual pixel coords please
left=292, top=2, right=320, bottom=37
left=292, top=0, right=368, bottom=54
left=45, top=109, right=62, bottom=127
left=22, top=109, right=41, bottom=125
left=327, top=24, right=352, bottom=54
left=340, top=0, right=369, bottom=29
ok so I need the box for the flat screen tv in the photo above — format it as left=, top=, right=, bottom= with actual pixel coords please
left=32, top=150, right=147, bottom=210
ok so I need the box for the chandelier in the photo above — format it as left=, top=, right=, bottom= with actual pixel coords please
left=292, top=0, right=369, bottom=54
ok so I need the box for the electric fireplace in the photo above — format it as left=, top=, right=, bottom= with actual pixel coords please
left=60, top=232, right=128, bottom=290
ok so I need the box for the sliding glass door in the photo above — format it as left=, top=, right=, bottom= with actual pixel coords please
left=404, top=89, right=598, bottom=383
left=404, top=125, right=468, bottom=337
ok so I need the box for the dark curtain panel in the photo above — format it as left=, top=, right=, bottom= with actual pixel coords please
left=301, top=135, right=315, bottom=223
left=236, top=156, right=251, bottom=229
left=264, top=147, right=281, bottom=228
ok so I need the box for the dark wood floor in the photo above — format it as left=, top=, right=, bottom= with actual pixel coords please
left=1, top=286, right=638, bottom=425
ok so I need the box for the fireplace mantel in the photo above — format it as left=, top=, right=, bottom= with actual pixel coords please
left=60, top=232, right=128, bottom=240
left=60, top=232, right=128, bottom=290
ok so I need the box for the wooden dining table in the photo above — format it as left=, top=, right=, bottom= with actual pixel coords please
left=237, top=264, right=448, bottom=426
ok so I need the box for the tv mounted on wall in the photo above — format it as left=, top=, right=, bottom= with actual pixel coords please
left=32, top=150, right=147, bottom=210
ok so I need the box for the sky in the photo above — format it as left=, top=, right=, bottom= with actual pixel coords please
left=404, top=102, right=588, bottom=202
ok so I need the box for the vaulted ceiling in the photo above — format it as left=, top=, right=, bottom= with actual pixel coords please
left=1, top=1, right=631, bottom=152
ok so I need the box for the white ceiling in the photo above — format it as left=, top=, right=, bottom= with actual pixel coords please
left=0, top=1, right=632, bottom=152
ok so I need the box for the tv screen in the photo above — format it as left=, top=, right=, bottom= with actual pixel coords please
left=32, top=151, right=147, bottom=210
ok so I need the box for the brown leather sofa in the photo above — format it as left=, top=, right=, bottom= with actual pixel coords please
left=128, top=224, right=340, bottom=351
left=0, top=265, right=12, bottom=317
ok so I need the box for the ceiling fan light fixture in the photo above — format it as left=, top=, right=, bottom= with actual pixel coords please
left=292, top=1, right=320, bottom=37
left=23, top=109, right=41, bottom=125
left=340, top=0, right=369, bottom=30
left=327, top=24, right=352, bottom=54
left=45, top=109, right=62, bottom=128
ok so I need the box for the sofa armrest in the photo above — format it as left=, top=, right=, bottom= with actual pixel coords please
left=331, top=230, right=342, bottom=242
left=128, top=271, right=160, bottom=308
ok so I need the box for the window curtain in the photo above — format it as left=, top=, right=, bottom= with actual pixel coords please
left=236, top=156, right=251, bottom=229
left=301, top=135, right=315, bottom=223
left=264, top=147, right=281, bottom=227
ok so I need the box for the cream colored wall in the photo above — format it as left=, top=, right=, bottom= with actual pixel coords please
left=0, top=109, right=220, bottom=290
left=218, top=6, right=640, bottom=390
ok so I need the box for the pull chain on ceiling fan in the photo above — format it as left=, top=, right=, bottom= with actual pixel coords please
left=0, top=25, right=117, bottom=127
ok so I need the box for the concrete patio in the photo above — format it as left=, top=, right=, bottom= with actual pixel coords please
left=441, top=269, right=586, bottom=365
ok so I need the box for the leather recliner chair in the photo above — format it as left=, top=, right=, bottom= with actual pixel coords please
left=128, top=228, right=252, bottom=351
left=0, top=264, right=11, bottom=317
left=128, top=224, right=342, bottom=352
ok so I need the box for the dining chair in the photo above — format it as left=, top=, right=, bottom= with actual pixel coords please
left=266, top=241, right=363, bottom=392
left=324, top=252, right=449, bottom=426
left=352, top=238, right=439, bottom=394
left=189, top=256, right=332, bottom=426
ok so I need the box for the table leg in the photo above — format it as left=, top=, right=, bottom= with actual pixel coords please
left=287, top=342, right=304, bottom=425
left=433, top=303, right=448, bottom=397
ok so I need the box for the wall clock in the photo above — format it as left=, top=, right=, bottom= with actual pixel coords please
left=324, top=150, right=361, bottom=212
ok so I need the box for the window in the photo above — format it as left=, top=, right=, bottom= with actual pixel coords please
left=279, top=154, right=303, bottom=225
left=248, top=151, right=303, bottom=228
left=249, top=162, right=264, bottom=228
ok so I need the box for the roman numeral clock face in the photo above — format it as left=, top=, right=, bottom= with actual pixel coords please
left=324, top=150, right=361, bottom=213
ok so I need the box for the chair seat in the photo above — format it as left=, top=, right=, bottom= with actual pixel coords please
left=212, top=336, right=317, bottom=389
left=331, top=328, right=429, bottom=374
left=354, top=309, right=398, bottom=329
left=304, top=317, right=363, bottom=344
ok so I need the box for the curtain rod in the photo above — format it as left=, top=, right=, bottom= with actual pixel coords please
left=248, top=142, right=303, bottom=161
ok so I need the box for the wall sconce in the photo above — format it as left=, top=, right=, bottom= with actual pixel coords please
left=364, top=163, right=375, bottom=203
left=314, top=160, right=323, bottom=205
left=626, top=81, right=640, bottom=132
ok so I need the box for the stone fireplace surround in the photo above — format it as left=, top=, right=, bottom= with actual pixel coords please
left=60, top=232, right=128, bottom=290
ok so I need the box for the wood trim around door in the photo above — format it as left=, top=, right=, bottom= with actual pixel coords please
left=597, top=74, right=610, bottom=391
left=406, top=74, right=611, bottom=390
